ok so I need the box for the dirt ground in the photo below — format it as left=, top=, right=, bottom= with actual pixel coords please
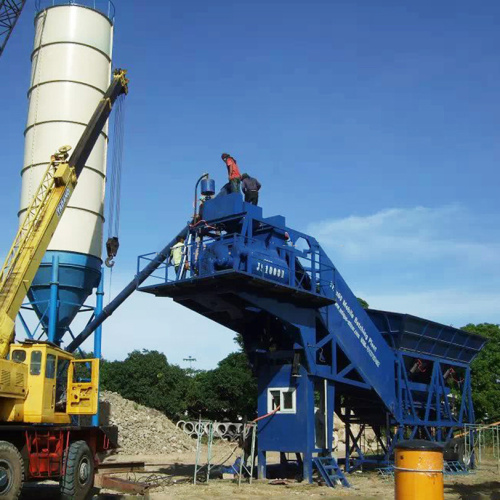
left=19, top=446, right=500, bottom=499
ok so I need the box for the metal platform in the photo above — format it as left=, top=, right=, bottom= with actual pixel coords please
left=140, top=269, right=334, bottom=308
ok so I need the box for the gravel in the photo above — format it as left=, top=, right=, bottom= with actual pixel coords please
left=99, top=391, right=196, bottom=455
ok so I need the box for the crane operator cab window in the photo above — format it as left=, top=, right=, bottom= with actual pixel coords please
left=55, top=358, right=69, bottom=413
left=30, top=351, right=42, bottom=375
left=11, top=350, right=26, bottom=364
left=46, top=354, right=56, bottom=379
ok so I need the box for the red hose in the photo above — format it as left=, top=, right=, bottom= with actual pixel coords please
left=252, top=406, right=280, bottom=423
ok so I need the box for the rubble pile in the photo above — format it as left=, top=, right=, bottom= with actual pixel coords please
left=100, top=391, right=196, bottom=455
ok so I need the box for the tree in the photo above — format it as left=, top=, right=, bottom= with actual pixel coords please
left=357, top=297, right=369, bottom=309
left=186, top=352, right=257, bottom=421
left=463, top=323, right=500, bottom=423
left=100, top=350, right=191, bottom=420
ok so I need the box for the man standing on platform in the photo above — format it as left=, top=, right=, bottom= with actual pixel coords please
left=221, top=153, right=242, bottom=193
left=241, top=173, right=261, bottom=205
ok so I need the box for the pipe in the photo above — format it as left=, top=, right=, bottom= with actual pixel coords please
left=47, top=254, right=59, bottom=343
left=252, top=405, right=280, bottom=423
left=66, top=226, right=189, bottom=353
left=193, top=173, right=209, bottom=220
left=92, top=271, right=105, bottom=427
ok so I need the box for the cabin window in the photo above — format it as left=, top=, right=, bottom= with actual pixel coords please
left=30, top=351, right=42, bottom=376
left=46, top=354, right=56, bottom=379
left=267, top=387, right=297, bottom=414
left=282, top=390, right=294, bottom=410
left=269, top=390, right=280, bottom=411
left=12, top=350, right=26, bottom=363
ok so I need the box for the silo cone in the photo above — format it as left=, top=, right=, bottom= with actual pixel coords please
left=20, top=2, right=114, bottom=344
left=395, top=440, right=444, bottom=500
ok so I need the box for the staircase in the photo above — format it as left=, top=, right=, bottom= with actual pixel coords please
left=313, top=456, right=350, bottom=488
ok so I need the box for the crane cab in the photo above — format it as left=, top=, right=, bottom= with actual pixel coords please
left=0, top=342, right=99, bottom=424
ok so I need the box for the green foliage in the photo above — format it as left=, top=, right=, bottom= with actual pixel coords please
left=100, top=348, right=258, bottom=421
left=100, top=350, right=190, bottom=420
left=357, top=297, right=369, bottom=309
left=186, top=352, right=257, bottom=421
left=464, top=323, right=500, bottom=423
left=233, top=333, right=244, bottom=350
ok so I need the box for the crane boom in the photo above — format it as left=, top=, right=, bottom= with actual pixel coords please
left=0, top=0, right=26, bottom=58
left=0, top=68, right=128, bottom=358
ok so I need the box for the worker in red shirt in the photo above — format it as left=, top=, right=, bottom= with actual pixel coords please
left=221, top=153, right=242, bottom=193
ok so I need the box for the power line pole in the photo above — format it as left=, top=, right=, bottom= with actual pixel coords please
left=183, top=356, right=197, bottom=370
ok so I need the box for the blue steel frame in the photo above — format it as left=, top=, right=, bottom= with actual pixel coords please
left=137, top=192, right=485, bottom=482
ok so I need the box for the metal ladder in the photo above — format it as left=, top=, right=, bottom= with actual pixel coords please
left=312, top=456, right=350, bottom=488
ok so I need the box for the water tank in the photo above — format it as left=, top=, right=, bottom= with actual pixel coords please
left=20, top=2, right=114, bottom=344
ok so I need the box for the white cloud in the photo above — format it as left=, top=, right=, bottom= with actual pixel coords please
left=362, top=288, right=500, bottom=327
left=308, top=205, right=500, bottom=325
left=309, top=205, right=499, bottom=265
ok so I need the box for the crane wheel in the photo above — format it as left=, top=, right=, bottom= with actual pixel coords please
left=0, top=441, right=24, bottom=499
left=60, top=440, right=95, bottom=500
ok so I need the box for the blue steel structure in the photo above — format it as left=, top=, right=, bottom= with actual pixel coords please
left=133, top=187, right=485, bottom=484
left=25, top=252, right=102, bottom=345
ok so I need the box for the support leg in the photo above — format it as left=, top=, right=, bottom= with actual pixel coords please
left=303, top=454, right=313, bottom=483
left=258, top=450, right=266, bottom=479
left=345, top=405, right=351, bottom=473
left=327, top=381, right=335, bottom=455
left=92, top=271, right=104, bottom=427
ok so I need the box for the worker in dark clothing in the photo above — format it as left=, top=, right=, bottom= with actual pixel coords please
left=221, top=153, right=241, bottom=193
left=241, top=173, right=261, bottom=205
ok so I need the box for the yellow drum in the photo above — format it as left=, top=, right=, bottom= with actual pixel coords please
left=394, top=440, right=444, bottom=500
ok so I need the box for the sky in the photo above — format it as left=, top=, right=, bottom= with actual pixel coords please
left=1, top=0, right=499, bottom=370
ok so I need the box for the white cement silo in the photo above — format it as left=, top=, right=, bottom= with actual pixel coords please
left=20, top=3, right=114, bottom=258
left=20, top=2, right=115, bottom=344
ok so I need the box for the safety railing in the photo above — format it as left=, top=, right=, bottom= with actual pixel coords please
left=35, top=0, right=115, bottom=20
left=138, top=232, right=336, bottom=301
left=463, top=422, right=500, bottom=470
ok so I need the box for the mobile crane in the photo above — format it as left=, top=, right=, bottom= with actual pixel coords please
left=0, top=68, right=128, bottom=499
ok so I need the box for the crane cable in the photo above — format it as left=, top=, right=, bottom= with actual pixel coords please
left=105, top=93, right=126, bottom=268
left=27, top=9, right=47, bottom=203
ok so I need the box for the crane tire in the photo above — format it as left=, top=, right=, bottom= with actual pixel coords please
left=60, top=440, right=95, bottom=500
left=0, top=440, right=24, bottom=499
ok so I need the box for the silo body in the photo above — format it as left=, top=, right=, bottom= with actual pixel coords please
left=20, top=4, right=114, bottom=343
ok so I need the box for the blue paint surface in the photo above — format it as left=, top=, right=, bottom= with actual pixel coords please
left=257, top=365, right=311, bottom=453
left=28, top=251, right=102, bottom=344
